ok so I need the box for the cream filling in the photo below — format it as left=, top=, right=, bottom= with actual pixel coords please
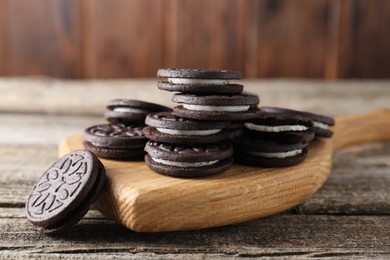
left=313, top=121, right=330, bottom=129
left=113, top=107, right=148, bottom=114
left=152, top=157, right=219, bottom=167
left=247, top=149, right=302, bottom=158
left=244, top=123, right=308, bottom=132
left=156, top=128, right=222, bottom=136
left=168, top=78, right=229, bottom=85
left=183, top=104, right=250, bottom=112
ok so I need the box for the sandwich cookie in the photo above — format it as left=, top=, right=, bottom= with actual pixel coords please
left=105, top=99, right=171, bottom=124
left=232, top=136, right=310, bottom=167
left=26, top=150, right=106, bottom=234
left=157, top=68, right=243, bottom=94
left=243, top=112, right=315, bottom=144
left=260, top=107, right=335, bottom=138
left=144, top=112, right=230, bottom=144
left=144, top=141, right=234, bottom=178
left=172, top=93, right=260, bottom=121
left=83, top=123, right=147, bottom=160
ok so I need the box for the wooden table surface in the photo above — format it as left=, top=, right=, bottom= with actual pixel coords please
left=0, top=78, right=389, bottom=259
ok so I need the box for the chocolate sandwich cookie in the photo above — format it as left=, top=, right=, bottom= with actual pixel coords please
left=157, top=68, right=243, bottom=94
left=26, top=150, right=106, bottom=234
left=172, top=93, right=260, bottom=121
left=226, top=122, right=244, bottom=139
left=83, top=123, right=147, bottom=160
left=105, top=99, right=171, bottom=124
left=144, top=141, right=234, bottom=178
left=232, top=136, right=310, bottom=167
left=144, top=112, right=230, bottom=144
left=260, top=107, right=335, bottom=138
left=243, top=112, right=315, bottom=144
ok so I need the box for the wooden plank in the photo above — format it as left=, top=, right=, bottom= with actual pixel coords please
left=1, top=78, right=390, bottom=116
left=334, top=0, right=390, bottom=78
left=349, top=0, right=390, bottom=78
left=253, top=0, right=331, bottom=78
left=163, top=0, right=245, bottom=72
left=82, top=0, right=163, bottom=78
left=1, top=138, right=389, bottom=215
left=6, top=0, right=81, bottom=77
left=7, top=0, right=51, bottom=75
left=0, top=212, right=389, bottom=258
left=0, top=0, right=11, bottom=76
left=297, top=142, right=390, bottom=214
left=48, top=0, right=83, bottom=78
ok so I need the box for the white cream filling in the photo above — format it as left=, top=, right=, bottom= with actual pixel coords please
left=183, top=104, right=250, bottom=112
left=313, top=121, right=330, bottom=129
left=156, top=128, right=222, bottom=136
left=244, top=123, right=308, bottom=132
left=168, top=78, right=229, bottom=85
left=247, top=149, right=302, bottom=158
left=113, top=107, right=148, bottom=114
left=152, top=157, right=219, bottom=167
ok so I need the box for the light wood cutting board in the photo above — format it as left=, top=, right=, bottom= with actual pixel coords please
left=58, top=109, right=390, bottom=232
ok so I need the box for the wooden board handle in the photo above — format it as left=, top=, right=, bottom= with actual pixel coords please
left=333, top=109, right=390, bottom=151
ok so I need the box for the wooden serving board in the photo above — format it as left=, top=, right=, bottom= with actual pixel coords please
left=59, top=109, right=390, bottom=232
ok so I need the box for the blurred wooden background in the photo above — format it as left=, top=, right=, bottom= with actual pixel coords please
left=0, top=0, right=389, bottom=79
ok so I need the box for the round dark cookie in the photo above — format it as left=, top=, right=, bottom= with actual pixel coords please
left=83, top=141, right=145, bottom=160
left=157, top=82, right=243, bottom=94
left=105, top=99, right=171, bottom=124
left=260, top=106, right=335, bottom=138
left=243, top=112, right=315, bottom=144
left=26, top=150, right=106, bottom=234
left=144, top=141, right=233, bottom=177
left=231, top=135, right=310, bottom=153
left=84, top=124, right=146, bottom=148
left=83, top=124, right=147, bottom=160
left=231, top=135, right=310, bottom=167
left=172, top=93, right=259, bottom=106
left=234, top=148, right=308, bottom=167
left=172, top=93, right=260, bottom=121
left=157, top=68, right=243, bottom=79
left=145, top=112, right=230, bottom=130
left=144, top=112, right=230, bottom=144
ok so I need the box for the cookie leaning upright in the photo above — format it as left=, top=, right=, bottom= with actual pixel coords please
left=157, top=68, right=244, bottom=94
left=26, top=150, right=106, bottom=234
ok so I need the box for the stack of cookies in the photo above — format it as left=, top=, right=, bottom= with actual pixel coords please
left=83, top=99, right=170, bottom=160
left=143, top=68, right=260, bottom=177
left=231, top=107, right=335, bottom=167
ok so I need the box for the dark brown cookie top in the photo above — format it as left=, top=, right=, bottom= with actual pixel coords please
left=172, top=93, right=259, bottom=106
left=247, top=112, right=313, bottom=127
left=157, top=68, right=243, bottom=79
left=231, top=135, right=310, bottom=153
left=144, top=140, right=233, bottom=162
left=106, top=99, right=171, bottom=112
left=26, top=150, right=102, bottom=228
left=260, top=106, right=335, bottom=126
left=157, top=82, right=243, bottom=95
left=145, top=112, right=230, bottom=130
left=84, top=124, right=147, bottom=148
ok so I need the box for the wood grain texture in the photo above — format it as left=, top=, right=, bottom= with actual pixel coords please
left=1, top=78, right=390, bottom=116
left=1, top=0, right=389, bottom=78
left=59, top=135, right=332, bottom=232
left=56, top=110, right=390, bottom=232
left=0, top=211, right=389, bottom=258
left=82, top=0, right=163, bottom=78
left=163, top=0, right=245, bottom=71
